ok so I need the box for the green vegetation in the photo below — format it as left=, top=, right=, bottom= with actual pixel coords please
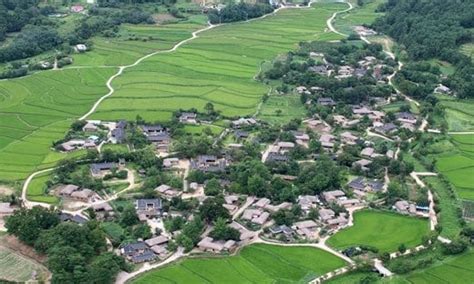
left=0, top=68, right=115, bottom=182
left=90, top=3, right=345, bottom=122
left=333, top=0, right=386, bottom=35
left=438, top=96, right=474, bottom=131
left=73, top=19, right=206, bottom=67
left=424, top=176, right=462, bottom=239
left=258, top=95, right=306, bottom=125
left=461, top=43, right=474, bottom=62
left=327, top=210, right=430, bottom=253
left=26, top=171, right=58, bottom=204
left=435, top=134, right=474, bottom=201
left=405, top=251, right=474, bottom=283
left=0, top=246, right=49, bottom=282
left=131, top=243, right=347, bottom=283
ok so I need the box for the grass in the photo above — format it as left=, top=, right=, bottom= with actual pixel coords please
left=26, top=171, right=58, bottom=204
left=405, top=250, right=474, bottom=283
left=101, top=143, right=130, bottom=154
left=423, top=177, right=462, bottom=239
left=258, top=94, right=307, bottom=125
left=333, top=0, right=386, bottom=35
left=183, top=124, right=224, bottom=135
left=0, top=246, right=49, bottom=282
left=437, top=96, right=474, bottom=131
left=460, top=43, right=474, bottom=62
left=130, top=243, right=347, bottom=284
left=90, top=3, right=345, bottom=122
left=435, top=134, right=474, bottom=201
left=327, top=210, right=430, bottom=253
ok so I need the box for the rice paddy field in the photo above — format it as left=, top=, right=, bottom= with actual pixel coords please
left=437, top=96, right=474, bottom=131
left=435, top=134, right=474, bottom=201
left=327, top=210, right=430, bottom=253
left=72, top=16, right=207, bottom=67
left=404, top=251, right=474, bottom=284
left=0, top=68, right=116, bottom=183
left=130, top=243, right=347, bottom=284
left=90, top=3, right=345, bottom=122
left=0, top=246, right=49, bottom=282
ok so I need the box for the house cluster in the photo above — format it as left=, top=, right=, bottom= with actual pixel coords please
left=347, top=177, right=384, bottom=198
left=140, top=125, right=171, bottom=152
left=57, top=184, right=101, bottom=203
left=393, top=200, right=429, bottom=217
left=155, top=184, right=181, bottom=199
left=121, top=234, right=170, bottom=263
left=135, top=198, right=162, bottom=221
left=179, top=112, right=198, bottom=124
left=354, top=26, right=377, bottom=37
left=60, top=138, right=97, bottom=152
left=90, top=162, right=120, bottom=177
left=191, top=155, right=228, bottom=172
left=231, top=117, right=258, bottom=129
left=263, top=141, right=297, bottom=163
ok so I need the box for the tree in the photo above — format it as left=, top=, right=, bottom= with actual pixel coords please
left=5, top=206, right=59, bottom=246
left=88, top=253, right=129, bottom=284
left=398, top=243, right=406, bottom=254
left=209, top=218, right=240, bottom=241
left=204, top=178, right=221, bottom=196
left=120, top=206, right=139, bottom=227
left=275, top=109, right=282, bottom=116
left=199, top=198, right=230, bottom=223
left=132, top=223, right=152, bottom=240
left=204, top=102, right=215, bottom=115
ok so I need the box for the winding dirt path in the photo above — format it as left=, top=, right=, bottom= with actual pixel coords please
left=326, top=1, right=354, bottom=36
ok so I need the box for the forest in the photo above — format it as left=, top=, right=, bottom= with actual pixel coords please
left=372, top=0, right=474, bottom=98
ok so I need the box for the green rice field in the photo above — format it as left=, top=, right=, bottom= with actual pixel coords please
left=405, top=251, right=474, bottom=284
left=72, top=16, right=207, bottom=67
left=131, top=243, right=347, bottom=284
left=0, top=68, right=115, bottom=182
left=435, top=134, right=474, bottom=201
left=438, top=96, right=474, bottom=131
left=90, top=3, right=345, bottom=122
left=258, top=94, right=307, bottom=125
left=327, top=210, right=430, bottom=253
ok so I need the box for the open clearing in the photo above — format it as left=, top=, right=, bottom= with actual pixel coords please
left=0, top=246, right=49, bottom=282
left=130, top=243, right=347, bottom=283
left=405, top=251, right=474, bottom=283
left=435, top=134, right=474, bottom=201
left=327, top=210, right=430, bottom=253
left=90, top=3, right=345, bottom=122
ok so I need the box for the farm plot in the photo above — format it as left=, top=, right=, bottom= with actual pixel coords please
left=0, top=67, right=116, bottom=182
left=72, top=16, right=207, bottom=67
left=26, top=171, right=58, bottom=204
left=0, top=246, right=49, bottom=282
left=438, top=96, right=474, bottom=131
left=131, top=243, right=347, bottom=284
left=332, top=0, right=386, bottom=35
left=327, top=210, right=430, bottom=253
left=435, top=134, right=474, bottom=201
left=406, top=251, right=474, bottom=284
left=90, top=3, right=345, bottom=122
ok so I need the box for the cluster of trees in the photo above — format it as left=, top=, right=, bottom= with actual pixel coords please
left=5, top=207, right=128, bottom=283
left=0, top=0, right=155, bottom=64
left=373, top=0, right=474, bottom=98
left=264, top=41, right=396, bottom=105
left=208, top=3, right=274, bottom=24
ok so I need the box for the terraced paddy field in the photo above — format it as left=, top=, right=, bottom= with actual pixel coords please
left=73, top=16, right=207, bottom=67
left=405, top=251, right=474, bottom=284
left=0, top=246, right=49, bottom=282
left=435, top=134, right=474, bottom=201
left=0, top=68, right=116, bottom=182
left=327, top=210, right=430, bottom=253
left=438, top=96, right=474, bottom=131
left=130, top=243, right=347, bottom=284
left=90, top=3, right=345, bottom=122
